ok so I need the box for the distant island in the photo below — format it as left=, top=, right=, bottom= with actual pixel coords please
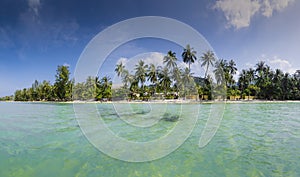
left=1, top=44, right=300, bottom=102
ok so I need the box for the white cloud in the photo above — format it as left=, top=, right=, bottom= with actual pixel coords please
left=142, top=52, right=165, bottom=67
left=214, top=0, right=294, bottom=29
left=245, top=62, right=255, bottom=68
left=116, top=57, right=129, bottom=65
left=267, top=56, right=296, bottom=74
left=240, top=55, right=298, bottom=75
left=28, top=0, right=41, bottom=16
left=258, top=54, right=296, bottom=73
left=116, top=52, right=165, bottom=72
left=63, top=63, right=70, bottom=67
left=214, top=0, right=261, bottom=29
left=261, top=0, right=294, bottom=17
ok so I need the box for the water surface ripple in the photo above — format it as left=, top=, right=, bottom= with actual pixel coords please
left=0, top=102, right=299, bottom=176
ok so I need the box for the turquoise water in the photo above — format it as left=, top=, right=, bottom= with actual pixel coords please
left=0, top=102, right=299, bottom=177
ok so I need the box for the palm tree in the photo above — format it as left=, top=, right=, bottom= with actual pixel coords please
left=238, top=69, right=248, bottom=94
left=255, top=61, right=268, bottom=81
left=100, top=76, right=112, bottom=100
left=281, top=73, right=290, bottom=100
left=147, top=64, right=157, bottom=84
left=228, top=59, right=237, bottom=75
left=163, top=50, right=178, bottom=72
left=158, top=66, right=171, bottom=96
left=228, top=59, right=237, bottom=87
left=115, top=62, right=125, bottom=77
left=135, top=60, right=148, bottom=90
left=182, top=44, right=197, bottom=70
left=273, top=69, right=283, bottom=99
left=95, top=76, right=101, bottom=100
left=147, top=63, right=158, bottom=94
left=246, top=68, right=255, bottom=85
left=122, top=69, right=133, bottom=88
left=201, top=50, right=216, bottom=79
left=181, top=67, right=195, bottom=99
left=172, top=67, right=182, bottom=92
left=213, top=60, right=225, bottom=85
left=254, top=61, right=273, bottom=99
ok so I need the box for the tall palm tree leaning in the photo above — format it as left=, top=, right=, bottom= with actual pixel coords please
left=163, top=50, right=178, bottom=72
left=213, top=60, right=225, bottom=85
left=201, top=50, right=216, bottom=79
left=182, top=44, right=197, bottom=71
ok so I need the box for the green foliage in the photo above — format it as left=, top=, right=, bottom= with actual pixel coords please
left=73, top=76, right=112, bottom=101
left=237, top=61, right=300, bottom=100
left=182, top=44, right=197, bottom=70
left=0, top=95, right=13, bottom=101
left=12, top=65, right=112, bottom=102
left=14, top=80, right=54, bottom=101
left=8, top=46, right=300, bottom=102
left=96, top=76, right=112, bottom=101
left=163, top=50, right=178, bottom=72
left=54, top=65, right=72, bottom=101
left=201, top=50, right=216, bottom=79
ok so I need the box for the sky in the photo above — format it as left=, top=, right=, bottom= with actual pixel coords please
left=1, top=0, right=300, bottom=96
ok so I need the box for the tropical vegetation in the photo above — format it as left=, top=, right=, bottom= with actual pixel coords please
left=2, top=45, right=300, bottom=102
left=12, top=65, right=112, bottom=102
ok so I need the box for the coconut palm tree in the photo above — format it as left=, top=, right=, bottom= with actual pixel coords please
left=158, top=66, right=171, bottom=96
left=163, top=50, right=178, bottom=72
left=238, top=69, right=248, bottom=94
left=213, top=60, right=225, bottom=85
left=135, top=60, right=148, bottom=90
left=115, top=62, right=125, bottom=77
left=228, top=59, right=237, bottom=87
left=182, top=44, right=197, bottom=70
left=272, top=68, right=284, bottom=99
left=95, top=76, right=101, bottom=100
left=228, top=59, right=237, bottom=75
left=121, top=70, right=132, bottom=88
left=255, top=61, right=267, bottom=81
left=98, top=76, right=112, bottom=100
left=147, top=63, right=158, bottom=95
left=246, top=68, right=255, bottom=85
left=254, top=61, right=273, bottom=99
left=147, top=64, right=157, bottom=84
left=181, top=67, right=195, bottom=99
left=201, top=50, right=216, bottom=79
left=172, top=67, right=182, bottom=92
left=281, top=73, right=290, bottom=100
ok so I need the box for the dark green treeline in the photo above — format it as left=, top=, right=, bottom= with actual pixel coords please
left=1, top=44, right=300, bottom=101
left=13, top=65, right=112, bottom=102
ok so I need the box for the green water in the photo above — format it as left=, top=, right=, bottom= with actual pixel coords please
left=0, top=102, right=299, bottom=177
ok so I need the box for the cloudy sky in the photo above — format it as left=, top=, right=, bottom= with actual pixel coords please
left=1, top=0, right=299, bottom=96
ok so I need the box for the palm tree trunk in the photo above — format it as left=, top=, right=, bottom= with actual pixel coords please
left=205, top=64, right=209, bottom=79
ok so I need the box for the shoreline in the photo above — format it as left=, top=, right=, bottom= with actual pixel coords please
left=3, top=99, right=300, bottom=104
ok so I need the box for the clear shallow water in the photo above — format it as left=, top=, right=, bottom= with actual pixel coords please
left=0, top=102, right=299, bottom=177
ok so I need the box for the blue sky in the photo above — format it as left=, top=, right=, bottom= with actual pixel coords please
left=1, top=0, right=299, bottom=96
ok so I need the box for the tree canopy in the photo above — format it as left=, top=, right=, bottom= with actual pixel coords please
left=6, top=44, right=300, bottom=102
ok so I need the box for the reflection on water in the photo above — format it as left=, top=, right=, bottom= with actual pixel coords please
left=0, top=102, right=299, bottom=176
